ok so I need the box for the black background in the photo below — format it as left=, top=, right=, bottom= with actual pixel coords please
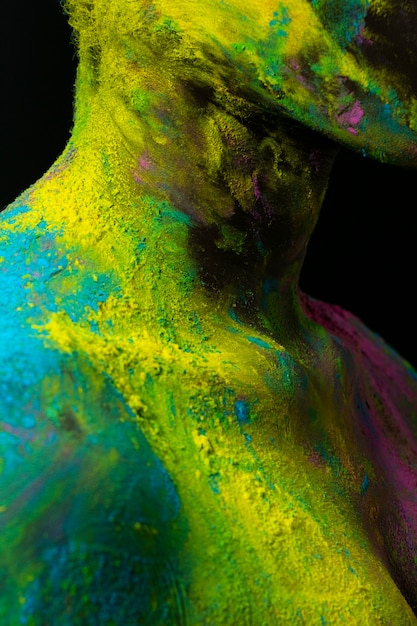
left=1, top=0, right=416, bottom=366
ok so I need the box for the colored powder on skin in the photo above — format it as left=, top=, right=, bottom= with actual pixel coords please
left=235, top=400, right=251, bottom=424
left=1, top=0, right=417, bottom=623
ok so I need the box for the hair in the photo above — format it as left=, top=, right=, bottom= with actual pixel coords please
left=63, top=0, right=157, bottom=52
left=63, top=0, right=105, bottom=68
left=62, top=0, right=149, bottom=98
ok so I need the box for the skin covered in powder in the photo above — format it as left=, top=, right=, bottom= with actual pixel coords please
left=1, top=0, right=417, bottom=623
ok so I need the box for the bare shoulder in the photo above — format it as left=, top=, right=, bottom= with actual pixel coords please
left=302, top=294, right=417, bottom=476
left=303, top=294, right=417, bottom=610
left=303, top=295, right=417, bottom=421
left=0, top=197, right=72, bottom=425
left=0, top=347, right=186, bottom=624
left=0, top=201, right=187, bottom=625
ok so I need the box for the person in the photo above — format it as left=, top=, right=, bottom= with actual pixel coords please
left=1, top=0, right=417, bottom=622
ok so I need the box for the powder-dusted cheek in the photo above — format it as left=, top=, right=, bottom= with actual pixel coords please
left=73, top=0, right=417, bottom=166
left=257, top=8, right=416, bottom=164
left=148, top=0, right=417, bottom=164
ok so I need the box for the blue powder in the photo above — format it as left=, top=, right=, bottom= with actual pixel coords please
left=235, top=400, right=250, bottom=424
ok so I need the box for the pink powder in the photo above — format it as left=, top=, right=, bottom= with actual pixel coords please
left=337, top=100, right=364, bottom=128
left=138, top=157, right=152, bottom=170
left=302, top=295, right=417, bottom=515
left=289, top=58, right=300, bottom=70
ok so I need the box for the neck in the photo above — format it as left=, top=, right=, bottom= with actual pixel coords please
left=32, top=65, right=338, bottom=352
